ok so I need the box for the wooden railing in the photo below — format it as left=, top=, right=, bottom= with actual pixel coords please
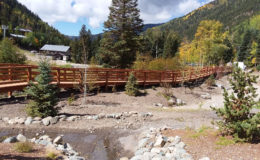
left=0, top=63, right=231, bottom=96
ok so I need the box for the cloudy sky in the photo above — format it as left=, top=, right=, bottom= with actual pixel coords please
left=17, top=0, right=213, bottom=36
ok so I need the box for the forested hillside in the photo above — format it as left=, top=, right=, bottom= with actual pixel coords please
left=155, top=0, right=260, bottom=40
left=0, top=0, right=70, bottom=48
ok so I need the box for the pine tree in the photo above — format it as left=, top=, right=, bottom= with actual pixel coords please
left=211, top=65, right=260, bottom=142
left=80, top=25, right=92, bottom=63
left=98, top=0, right=143, bottom=68
left=125, top=73, right=139, bottom=96
left=0, top=38, right=26, bottom=64
left=238, top=30, right=252, bottom=62
left=25, top=60, right=59, bottom=118
left=163, top=31, right=181, bottom=58
left=70, top=39, right=82, bottom=63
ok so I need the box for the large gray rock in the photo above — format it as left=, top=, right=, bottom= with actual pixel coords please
left=3, top=136, right=17, bottom=143
left=34, top=117, right=42, bottom=121
left=50, top=116, right=59, bottom=124
left=25, top=117, right=33, bottom=125
left=16, top=134, right=27, bottom=142
left=15, top=117, right=25, bottom=124
left=42, top=116, right=52, bottom=126
left=32, top=120, right=42, bottom=125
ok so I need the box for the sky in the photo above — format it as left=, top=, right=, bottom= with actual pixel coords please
left=17, top=0, right=213, bottom=36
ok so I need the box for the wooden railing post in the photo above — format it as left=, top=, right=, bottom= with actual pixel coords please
left=27, top=67, right=32, bottom=82
left=105, top=71, right=109, bottom=91
left=172, top=72, right=175, bottom=84
left=159, top=72, right=162, bottom=83
left=64, top=70, right=67, bottom=81
left=8, top=67, right=12, bottom=98
left=57, top=69, right=60, bottom=86
left=73, top=70, right=76, bottom=81
left=143, top=71, right=147, bottom=87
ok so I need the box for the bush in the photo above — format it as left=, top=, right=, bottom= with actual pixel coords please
left=257, top=65, right=260, bottom=71
left=14, top=142, right=33, bottom=153
left=67, top=93, right=75, bottom=105
left=125, top=73, right=139, bottom=96
left=0, top=38, right=26, bottom=64
left=46, top=152, right=58, bottom=160
left=211, top=65, right=260, bottom=142
left=25, top=60, right=59, bottom=118
left=205, top=75, right=216, bottom=86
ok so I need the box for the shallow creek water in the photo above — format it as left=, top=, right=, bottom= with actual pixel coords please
left=0, top=128, right=129, bottom=160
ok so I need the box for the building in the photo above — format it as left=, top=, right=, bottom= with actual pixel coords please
left=40, top=44, right=70, bottom=61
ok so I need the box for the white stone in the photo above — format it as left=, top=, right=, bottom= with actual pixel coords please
left=32, top=121, right=41, bottom=124
left=50, top=116, right=59, bottom=124
left=8, top=119, right=16, bottom=124
left=138, top=138, right=150, bottom=148
left=42, top=116, right=52, bottom=126
left=16, top=134, right=27, bottom=142
left=199, top=157, right=210, bottom=160
left=34, top=117, right=42, bottom=121
left=67, top=116, right=77, bottom=121
left=154, top=135, right=166, bottom=147
left=3, top=117, right=9, bottom=122
left=25, top=117, right=33, bottom=125
left=120, top=157, right=129, bottom=160
left=151, top=148, right=161, bottom=154
left=53, top=136, right=63, bottom=144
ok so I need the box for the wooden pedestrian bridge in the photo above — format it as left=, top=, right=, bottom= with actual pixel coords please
left=0, top=63, right=231, bottom=96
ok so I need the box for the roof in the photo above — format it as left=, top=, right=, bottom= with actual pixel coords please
left=40, top=45, right=70, bottom=52
left=10, top=34, right=26, bottom=39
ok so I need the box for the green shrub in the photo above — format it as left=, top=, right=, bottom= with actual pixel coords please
left=125, top=73, right=139, bottom=96
left=46, top=152, right=58, bottom=160
left=25, top=60, right=59, bottom=118
left=0, top=38, right=26, bottom=64
left=257, top=65, right=260, bottom=71
left=14, top=142, right=33, bottom=153
left=67, top=93, right=75, bottom=106
left=211, top=65, right=260, bottom=142
left=205, top=75, right=216, bottom=86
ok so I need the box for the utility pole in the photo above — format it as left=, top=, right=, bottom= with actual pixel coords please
left=1, top=25, right=8, bottom=38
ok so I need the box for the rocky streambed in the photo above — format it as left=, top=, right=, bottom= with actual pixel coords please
left=0, top=127, right=132, bottom=160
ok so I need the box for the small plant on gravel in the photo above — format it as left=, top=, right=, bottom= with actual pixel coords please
left=211, top=65, right=260, bottom=142
left=152, top=86, right=156, bottom=90
left=14, top=142, right=33, bottom=153
left=125, top=72, right=139, bottom=96
left=46, top=152, right=58, bottom=160
left=215, top=136, right=236, bottom=146
left=161, top=83, right=173, bottom=100
left=25, top=60, right=59, bottom=118
left=67, top=93, right=75, bottom=106
left=205, top=75, right=216, bottom=86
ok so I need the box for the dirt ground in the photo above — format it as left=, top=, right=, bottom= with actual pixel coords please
left=0, top=72, right=259, bottom=160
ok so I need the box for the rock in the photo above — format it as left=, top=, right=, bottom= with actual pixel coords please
left=39, top=140, right=52, bottom=146
left=25, top=117, right=33, bottom=125
left=39, top=135, right=52, bottom=142
left=129, top=111, right=138, bottom=115
left=154, top=135, right=166, bottom=147
left=120, top=157, right=129, bottom=160
left=199, top=157, right=210, bottom=160
left=98, top=113, right=106, bottom=119
left=53, top=136, right=63, bottom=144
left=175, top=141, right=186, bottom=149
left=176, top=99, right=185, bottom=106
left=201, top=93, right=211, bottom=99
left=130, top=155, right=143, bottom=160
left=32, top=121, right=41, bottom=125
left=67, top=116, right=77, bottom=122
left=50, top=116, right=59, bottom=124
left=15, top=117, right=25, bottom=124
left=34, top=117, right=42, bottom=121
left=135, top=148, right=150, bottom=155
left=138, top=138, right=150, bottom=148
left=16, top=134, right=27, bottom=142
left=3, top=136, right=17, bottom=143
left=154, top=103, right=163, bottom=107
left=151, top=148, right=161, bottom=154
left=3, top=117, right=9, bottom=122
left=93, top=115, right=99, bottom=120
left=30, top=138, right=36, bottom=143
left=165, top=153, right=176, bottom=159
left=168, top=98, right=176, bottom=106
left=42, top=116, right=52, bottom=126
left=69, top=156, right=85, bottom=160
left=8, top=119, right=16, bottom=125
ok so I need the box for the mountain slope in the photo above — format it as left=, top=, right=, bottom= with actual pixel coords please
left=0, top=0, right=70, bottom=46
left=155, top=0, right=260, bottom=40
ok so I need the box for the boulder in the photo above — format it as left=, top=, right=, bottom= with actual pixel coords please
left=3, top=136, right=17, bottom=143
left=16, top=117, right=25, bottom=124
left=32, top=121, right=42, bottom=125
left=25, top=117, right=33, bottom=125
left=154, top=135, right=166, bottom=147
left=16, top=134, right=27, bottom=142
left=50, top=116, right=59, bottom=124
left=67, top=116, right=77, bottom=122
left=34, top=117, right=42, bottom=121
left=53, top=136, right=63, bottom=144
left=42, top=116, right=52, bottom=126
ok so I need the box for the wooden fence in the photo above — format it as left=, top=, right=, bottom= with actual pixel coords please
left=0, top=63, right=231, bottom=96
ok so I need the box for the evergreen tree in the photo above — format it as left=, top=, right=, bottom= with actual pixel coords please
left=80, top=25, right=92, bottom=63
left=25, top=60, right=59, bottom=118
left=0, top=38, right=26, bottom=64
left=70, top=39, right=82, bottom=63
left=238, top=30, right=252, bottom=62
left=125, top=72, right=139, bottom=96
left=163, top=31, right=181, bottom=58
left=256, top=38, right=260, bottom=65
left=98, top=0, right=143, bottom=68
left=222, top=38, right=234, bottom=63
left=211, top=65, right=260, bottom=142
